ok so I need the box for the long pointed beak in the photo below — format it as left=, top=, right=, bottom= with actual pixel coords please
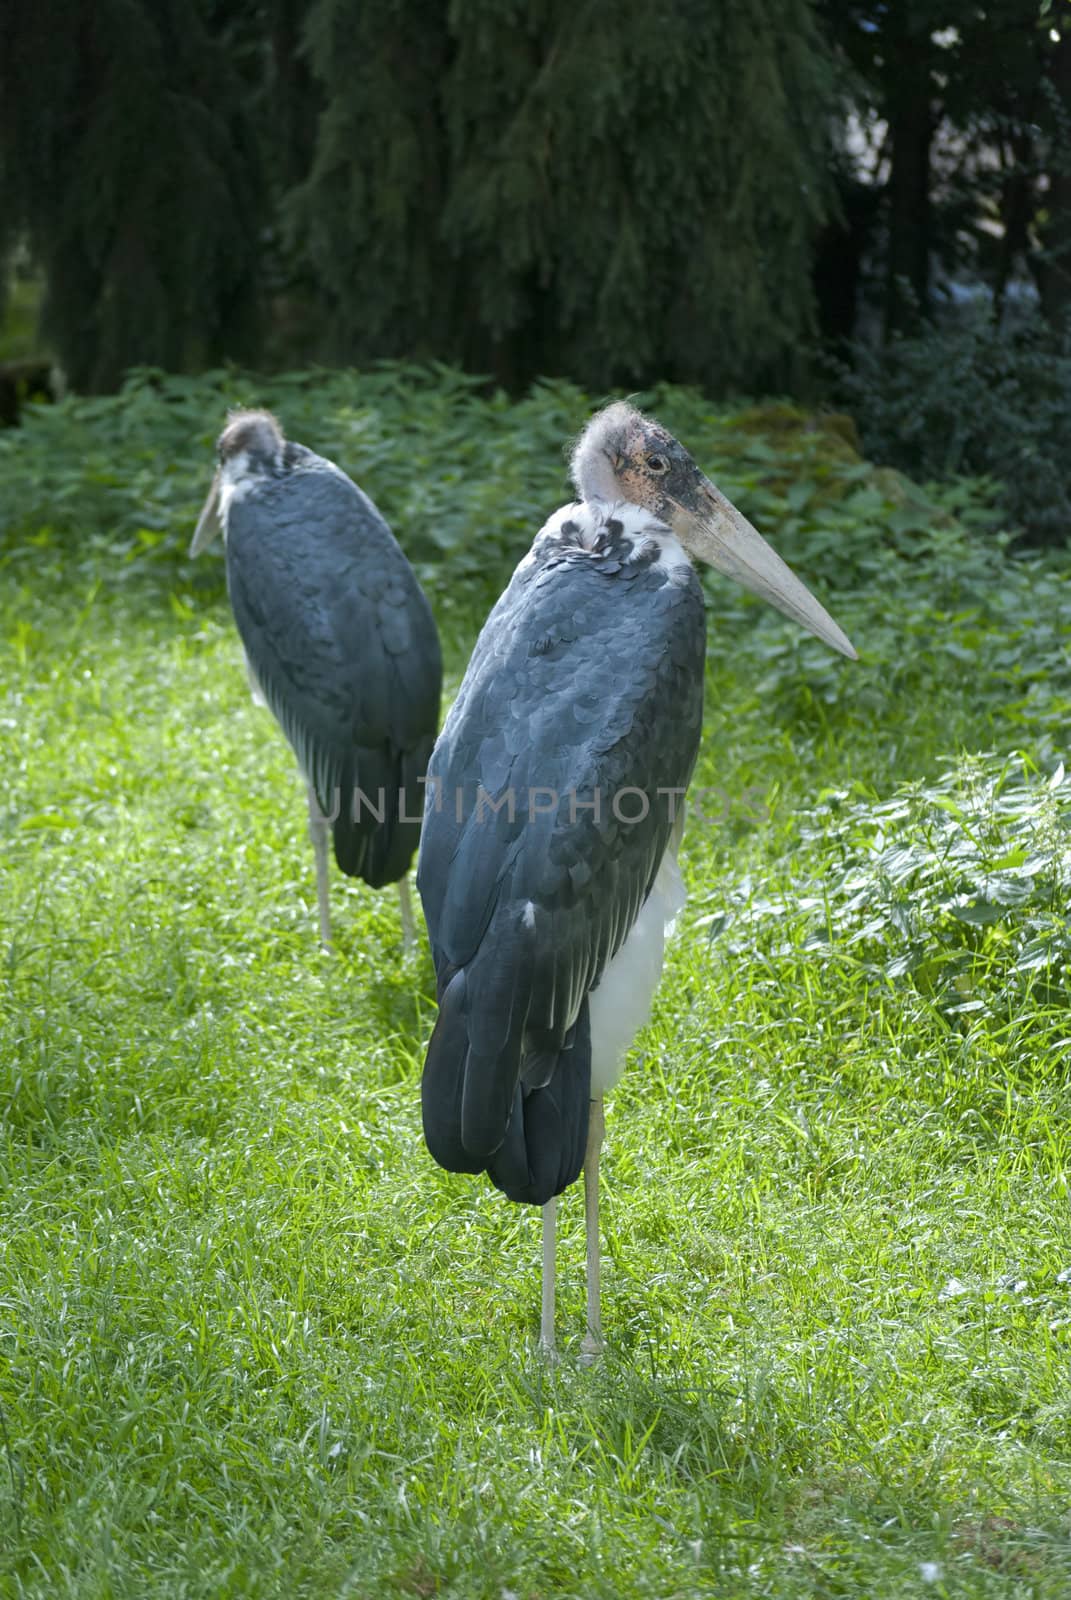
left=190, top=473, right=222, bottom=556
left=669, top=478, right=857, bottom=660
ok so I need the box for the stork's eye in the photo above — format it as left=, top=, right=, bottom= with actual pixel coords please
left=647, top=454, right=669, bottom=474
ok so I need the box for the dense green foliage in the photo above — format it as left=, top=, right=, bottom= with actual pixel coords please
left=820, top=4, right=1071, bottom=553
left=6, top=0, right=1071, bottom=415
left=3, top=370, right=1071, bottom=1593
left=0, top=362, right=1017, bottom=613
left=0, top=0, right=265, bottom=389
left=2, top=0, right=843, bottom=392
left=826, top=2, right=1071, bottom=334
left=291, top=0, right=836, bottom=391
left=837, top=308, right=1071, bottom=544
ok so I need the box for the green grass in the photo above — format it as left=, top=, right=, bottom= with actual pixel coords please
left=3, top=370, right=1071, bottom=1596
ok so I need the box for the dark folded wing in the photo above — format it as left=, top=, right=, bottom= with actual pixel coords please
left=418, top=542, right=704, bottom=1183
left=224, top=455, right=441, bottom=878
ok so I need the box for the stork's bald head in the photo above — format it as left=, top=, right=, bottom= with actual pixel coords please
left=571, top=401, right=857, bottom=660
left=215, top=408, right=285, bottom=472
left=571, top=402, right=697, bottom=527
left=191, top=409, right=286, bottom=556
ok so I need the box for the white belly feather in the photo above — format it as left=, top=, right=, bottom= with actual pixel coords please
left=243, top=650, right=268, bottom=708
left=587, top=845, right=686, bottom=1096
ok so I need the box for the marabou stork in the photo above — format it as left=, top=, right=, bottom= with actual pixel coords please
left=191, top=409, right=442, bottom=946
left=417, top=403, right=855, bottom=1357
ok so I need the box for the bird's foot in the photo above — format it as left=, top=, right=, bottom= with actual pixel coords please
left=537, top=1334, right=558, bottom=1364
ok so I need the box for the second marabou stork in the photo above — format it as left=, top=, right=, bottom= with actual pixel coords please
left=191, top=409, right=442, bottom=946
left=417, top=402, right=856, bottom=1357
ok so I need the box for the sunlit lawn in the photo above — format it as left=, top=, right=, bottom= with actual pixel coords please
left=3, top=375, right=1071, bottom=1596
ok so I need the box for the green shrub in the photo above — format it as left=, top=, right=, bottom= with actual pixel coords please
left=836, top=309, right=1071, bottom=547
left=0, top=364, right=590, bottom=628
left=0, top=363, right=1010, bottom=623
left=705, top=753, right=1071, bottom=1026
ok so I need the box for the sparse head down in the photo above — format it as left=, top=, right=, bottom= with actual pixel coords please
left=216, top=408, right=285, bottom=470
left=191, top=409, right=286, bottom=556
left=571, top=401, right=857, bottom=660
left=570, top=401, right=696, bottom=524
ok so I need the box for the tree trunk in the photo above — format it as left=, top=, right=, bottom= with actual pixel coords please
left=1038, top=31, right=1071, bottom=330
left=994, top=127, right=1036, bottom=325
left=271, top=0, right=319, bottom=192
left=883, top=19, right=933, bottom=337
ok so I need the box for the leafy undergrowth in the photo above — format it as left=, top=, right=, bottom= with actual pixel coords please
left=2, top=368, right=1071, bottom=1596
left=702, top=755, right=1071, bottom=1023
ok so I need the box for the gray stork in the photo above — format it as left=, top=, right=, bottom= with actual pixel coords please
left=417, top=402, right=855, bottom=1357
left=191, top=409, right=442, bottom=947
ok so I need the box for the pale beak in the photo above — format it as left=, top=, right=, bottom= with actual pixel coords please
left=190, top=473, right=222, bottom=556
left=669, top=477, right=857, bottom=660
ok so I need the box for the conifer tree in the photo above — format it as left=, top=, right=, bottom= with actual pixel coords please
left=0, top=0, right=267, bottom=389
left=289, top=0, right=839, bottom=392
left=285, top=0, right=457, bottom=367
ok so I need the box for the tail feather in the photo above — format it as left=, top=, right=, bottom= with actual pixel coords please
left=360, top=742, right=429, bottom=888
left=487, top=1001, right=591, bottom=1205
left=422, top=969, right=486, bottom=1175
left=421, top=955, right=591, bottom=1208
left=330, top=739, right=431, bottom=888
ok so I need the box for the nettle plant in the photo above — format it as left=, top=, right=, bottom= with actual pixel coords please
left=709, top=754, right=1071, bottom=1022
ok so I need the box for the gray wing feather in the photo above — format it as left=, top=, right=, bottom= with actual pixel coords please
left=224, top=454, right=441, bottom=881
left=418, top=543, right=705, bottom=1196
